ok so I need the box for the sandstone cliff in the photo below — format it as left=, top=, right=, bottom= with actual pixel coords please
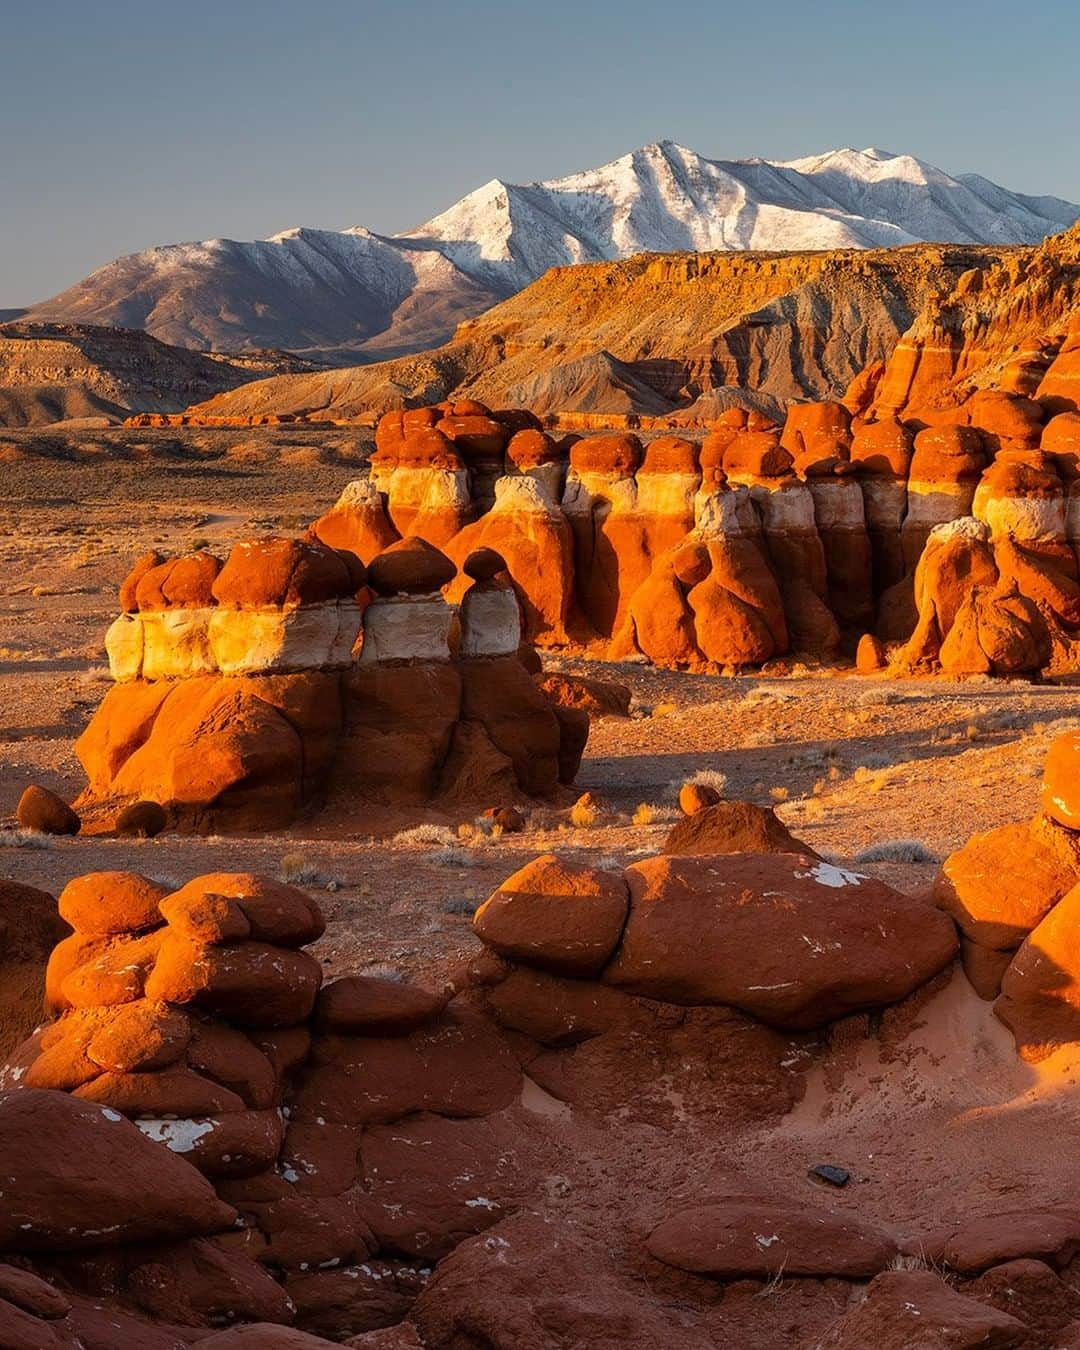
left=178, top=244, right=1010, bottom=424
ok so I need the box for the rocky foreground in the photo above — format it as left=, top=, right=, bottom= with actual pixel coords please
left=3, top=730, right=1080, bottom=1344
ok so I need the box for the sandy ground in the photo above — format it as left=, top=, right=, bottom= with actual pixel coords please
left=5, top=446, right=1080, bottom=1345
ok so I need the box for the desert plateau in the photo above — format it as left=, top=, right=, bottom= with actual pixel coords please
left=5, top=7, right=1080, bottom=1346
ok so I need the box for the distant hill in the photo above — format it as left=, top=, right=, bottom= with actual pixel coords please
left=0, top=321, right=317, bottom=427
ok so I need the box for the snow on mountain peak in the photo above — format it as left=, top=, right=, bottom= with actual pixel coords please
left=20, top=140, right=1080, bottom=360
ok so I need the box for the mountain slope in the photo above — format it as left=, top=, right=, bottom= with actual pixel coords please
left=20, top=144, right=1079, bottom=361
left=183, top=242, right=1013, bottom=422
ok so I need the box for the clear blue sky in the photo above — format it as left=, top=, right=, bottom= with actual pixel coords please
left=3, top=0, right=1079, bottom=305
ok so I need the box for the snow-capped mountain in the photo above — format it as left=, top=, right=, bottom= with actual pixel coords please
left=20, top=142, right=1080, bottom=360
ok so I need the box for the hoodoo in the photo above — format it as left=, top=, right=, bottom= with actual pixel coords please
left=75, top=535, right=587, bottom=832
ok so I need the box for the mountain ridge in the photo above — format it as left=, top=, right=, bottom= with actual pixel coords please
left=19, top=142, right=1080, bottom=361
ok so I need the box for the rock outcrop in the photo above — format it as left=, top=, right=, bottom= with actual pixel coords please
left=935, top=729, right=1080, bottom=1052
left=300, top=352, right=1080, bottom=676
left=76, top=537, right=587, bottom=832
left=5, top=854, right=1078, bottom=1346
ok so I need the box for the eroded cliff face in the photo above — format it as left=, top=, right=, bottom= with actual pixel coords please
left=0, top=321, right=315, bottom=427
left=302, top=387, right=1080, bottom=682
left=870, top=221, right=1080, bottom=419
left=173, top=244, right=1010, bottom=424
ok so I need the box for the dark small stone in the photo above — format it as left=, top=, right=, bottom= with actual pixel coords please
left=808, top=1163, right=850, bottom=1188
left=463, top=547, right=508, bottom=582
left=116, top=800, right=168, bottom=838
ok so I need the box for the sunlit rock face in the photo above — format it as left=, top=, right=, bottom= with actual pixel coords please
left=77, top=535, right=587, bottom=833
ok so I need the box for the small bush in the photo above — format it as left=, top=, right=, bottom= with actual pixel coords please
left=0, top=827, right=53, bottom=849
left=570, top=800, right=598, bottom=829
left=280, top=852, right=341, bottom=888
left=854, top=839, right=938, bottom=864
left=429, top=845, right=477, bottom=868
left=392, top=824, right=457, bottom=848
left=442, top=895, right=478, bottom=915
left=769, top=786, right=789, bottom=803
left=686, top=767, right=728, bottom=794
left=632, top=803, right=659, bottom=827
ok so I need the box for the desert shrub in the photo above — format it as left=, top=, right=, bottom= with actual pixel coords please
left=854, top=839, right=938, bottom=864
left=570, top=800, right=598, bottom=829
left=392, top=824, right=457, bottom=848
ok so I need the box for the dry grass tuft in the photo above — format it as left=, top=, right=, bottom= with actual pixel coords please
left=854, top=839, right=938, bottom=864
left=570, top=800, right=599, bottom=829
left=280, top=853, right=342, bottom=889
left=392, top=824, right=457, bottom=848
left=0, top=827, right=53, bottom=850
left=769, top=786, right=790, bottom=803
left=430, top=845, right=478, bottom=868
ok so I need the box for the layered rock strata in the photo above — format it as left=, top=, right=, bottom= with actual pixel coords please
left=304, top=377, right=1080, bottom=675
left=77, top=537, right=587, bottom=832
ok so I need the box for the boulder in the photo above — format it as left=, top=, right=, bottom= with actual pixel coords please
left=0, top=880, right=70, bottom=1060
left=648, top=1198, right=896, bottom=1277
left=603, top=854, right=957, bottom=1027
left=314, top=976, right=447, bottom=1036
left=934, top=815, right=1080, bottom=950
left=366, top=537, right=457, bottom=597
left=15, top=785, right=79, bottom=836
left=923, top=1209, right=1080, bottom=1272
left=1042, top=729, right=1080, bottom=829
left=0, top=1089, right=235, bottom=1250
left=116, top=800, right=168, bottom=838
left=810, top=1269, right=1026, bottom=1349
left=212, top=537, right=357, bottom=610
left=994, top=882, right=1080, bottom=1058
left=678, top=782, right=721, bottom=815
left=474, top=854, right=630, bottom=977
left=536, top=672, right=631, bottom=718
left=662, top=800, right=814, bottom=857
left=58, top=872, right=169, bottom=937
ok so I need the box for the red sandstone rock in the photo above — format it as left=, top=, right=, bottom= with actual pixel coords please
left=213, top=537, right=356, bottom=609
left=162, top=873, right=325, bottom=948
left=57, top=869, right=168, bottom=934
left=314, top=976, right=447, bottom=1036
left=120, top=550, right=167, bottom=612
left=648, top=1198, right=896, bottom=1277
left=462, top=546, right=508, bottom=581
left=603, top=853, right=957, bottom=1027
left=1042, top=730, right=1080, bottom=829
left=536, top=672, right=631, bottom=717
left=662, top=800, right=815, bottom=857
left=145, top=935, right=322, bottom=1027
left=934, top=815, right=1080, bottom=950
left=115, top=800, right=168, bottom=837
left=677, top=782, right=721, bottom=815
left=923, top=1209, right=1080, bottom=1272
left=135, top=551, right=222, bottom=611
left=309, top=480, right=400, bottom=564
left=474, top=854, right=630, bottom=977
left=995, top=882, right=1080, bottom=1058
left=856, top=632, right=888, bottom=672
left=0, top=1089, right=235, bottom=1250
left=812, top=1269, right=1026, bottom=1348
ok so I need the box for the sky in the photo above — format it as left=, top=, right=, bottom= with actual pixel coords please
left=3, top=0, right=1080, bottom=305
